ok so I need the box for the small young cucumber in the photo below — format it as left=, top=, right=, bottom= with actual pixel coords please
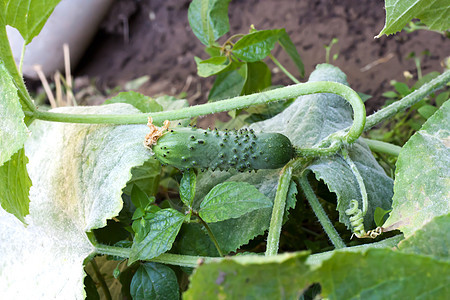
left=153, top=127, right=295, bottom=171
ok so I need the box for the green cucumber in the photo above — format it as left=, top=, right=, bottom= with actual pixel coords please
left=152, top=127, right=295, bottom=171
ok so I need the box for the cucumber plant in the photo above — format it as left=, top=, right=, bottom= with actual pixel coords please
left=0, top=0, right=449, bottom=299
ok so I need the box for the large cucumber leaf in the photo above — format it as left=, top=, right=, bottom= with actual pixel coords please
left=397, top=213, right=449, bottom=262
left=184, top=252, right=311, bottom=299
left=383, top=100, right=450, bottom=238
left=0, top=104, right=152, bottom=299
left=312, top=248, right=449, bottom=299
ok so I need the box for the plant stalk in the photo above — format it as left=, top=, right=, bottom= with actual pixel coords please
left=94, top=243, right=222, bottom=268
left=363, top=69, right=450, bottom=131
left=196, top=214, right=224, bottom=257
left=361, top=138, right=401, bottom=157
left=299, top=171, right=346, bottom=249
left=268, top=53, right=300, bottom=84
left=265, top=158, right=307, bottom=256
left=265, top=164, right=293, bottom=256
left=28, top=81, right=365, bottom=142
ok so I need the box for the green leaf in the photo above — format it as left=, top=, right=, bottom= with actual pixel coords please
left=285, top=180, right=298, bottom=217
left=180, top=169, right=196, bottom=208
left=382, top=91, right=399, bottom=98
left=208, top=63, right=247, bottom=101
left=417, top=104, right=438, bottom=119
left=278, top=31, right=304, bottom=77
left=199, top=181, right=273, bottom=223
left=357, top=92, right=372, bottom=103
left=188, top=0, right=231, bottom=46
left=435, top=91, right=449, bottom=107
left=130, top=262, right=179, bottom=300
left=241, top=61, right=271, bottom=95
left=184, top=252, right=311, bottom=299
left=0, top=60, right=31, bottom=225
left=175, top=223, right=220, bottom=257
left=194, top=56, right=230, bottom=77
left=123, top=160, right=161, bottom=197
left=377, top=0, right=450, bottom=37
left=0, top=61, right=28, bottom=166
left=232, top=29, right=283, bottom=62
left=383, top=100, right=450, bottom=238
left=374, top=207, right=391, bottom=227
left=0, top=148, right=31, bottom=223
left=393, top=81, right=410, bottom=96
left=131, top=185, right=151, bottom=209
left=205, top=46, right=221, bottom=57
left=193, top=170, right=282, bottom=254
left=130, top=208, right=186, bottom=263
left=177, top=192, right=275, bottom=255
left=104, top=91, right=162, bottom=113
left=314, top=249, right=449, bottom=299
left=4, top=0, right=61, bottom=44
left=1, top=103, right=151, bottom=298
left=397, top=214, right=449, bottom=261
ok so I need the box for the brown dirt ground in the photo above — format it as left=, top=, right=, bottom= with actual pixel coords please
left=73, top=0, right=449, bottom=121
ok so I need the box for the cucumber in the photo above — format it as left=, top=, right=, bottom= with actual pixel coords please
left=152, top=127, right=295, bottom=171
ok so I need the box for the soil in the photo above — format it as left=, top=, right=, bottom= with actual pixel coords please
left=73, top=0, right=448, bottom=122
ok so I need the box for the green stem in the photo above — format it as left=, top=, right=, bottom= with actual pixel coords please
left=363, top=69, right=450, bottom=131
left=265, top=158, right=308, bottom=256
left=299, top=170, right=346, bottom=249
left=196, top=214, right=224, bottom=257
left=90, top=259, right=112, bottom=300
left=294, top=144, right=344, bottom=157
left=361, top=138, right=401, bottom=157
left=29, top=81, right=365, bottom=141
left=224, top=33, right=245, bottom=45
left=305, top=235, right=404, bottom=266
left=268, top=53, right=300, bottom=84
left=94, top=243, right=222, bottom=268
left=265, top=164, right=292, bottom=256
